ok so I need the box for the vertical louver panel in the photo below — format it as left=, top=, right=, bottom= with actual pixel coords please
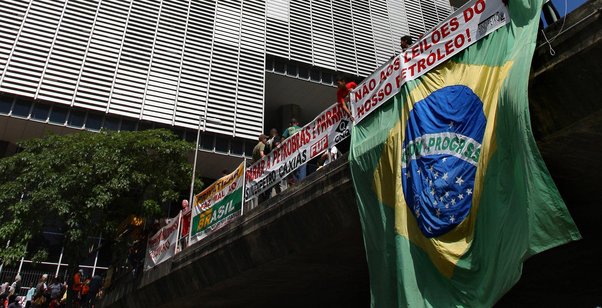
left=370, top=0, right=395, bottom=65
left=350, top=0, right=378, bottom=76
left=141, top=0, right=188, bottom=124
left=310, top=0, right=336, bottom=70
left=332, top=0, right=358, bottom=75
left=420, top=0, right=442, bottom=31
left=74, top=0, right=132, bottom=112
left=289, top=1, right=312, bottom=64
left=0, top=1, right=30, bottom=82
left=236, top=0, right=266, bottom=139
left=387, top=0, right=411, bottom=54
left=175, top=1, right=214, bottom=128
left=108, top=0, right=160, bottom=118
left=37, top=0, right=100, bottom=104
left=265, top=0, right=289, bottom=58
left=403, top=1, right=428, bottom=40
left=434, top=0, right=453, bottom=22
left=1, top=1, right=66, bottom=97
left=205, top=0, right=242, bottom=134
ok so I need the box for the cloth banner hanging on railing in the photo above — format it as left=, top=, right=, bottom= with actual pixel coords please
left=144, top=211, right=180, bottom=271
left=245, top=103, right=352, bottom=200
left=189, top=161, right=245, bottom=244
left=350, top=0, right=510, bottom=123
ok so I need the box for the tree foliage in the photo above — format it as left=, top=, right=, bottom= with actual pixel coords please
left=0, top=129, right=193, bottom=266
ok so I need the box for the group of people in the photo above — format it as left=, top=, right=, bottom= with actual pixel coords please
left=250, top=72, right=360, bottom=202
left=0, top=270, right=102, bottom=308
left=0, top=274, right=22, bottom=308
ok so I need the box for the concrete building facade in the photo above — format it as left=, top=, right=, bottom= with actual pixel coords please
left=0, top=0, right=451, bottom=176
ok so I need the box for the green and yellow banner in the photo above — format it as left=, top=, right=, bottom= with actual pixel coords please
left=190, top=162, right=245, bottom=243
left=349, top=0, right=581, bottom=306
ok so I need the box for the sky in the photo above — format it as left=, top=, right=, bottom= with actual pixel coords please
left=550, top=0, right=588, bottom=16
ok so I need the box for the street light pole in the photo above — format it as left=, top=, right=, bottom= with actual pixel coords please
left=188, top=115, right=203, bottom=210
left=186, top=115, right=221, bottom=246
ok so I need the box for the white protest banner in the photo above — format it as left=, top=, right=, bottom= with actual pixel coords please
left=351, top=0, right=510, bottom=123
left=189, top=162, right=245, bottom=244
left=144, top=212, right=180, bottom=270
left=245, top=103, right=352, bottom=200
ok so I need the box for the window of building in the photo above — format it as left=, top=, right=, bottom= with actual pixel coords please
left=0, top=96, right=13, bottom=114
left=274, top=58, right=286, bottom=74
left=12, top=100, right=32, bottom=118
left=200, top=134, right=214, bottom=150
left=31, top=103, right=51, bottom=121
left=298, top=65, right=309, bottom=79
left=230, top=138, right=244, bottom=155
left=215, top=135, right=229, bottom=153
left=286, top=61, right=297, bottom=76
left=67, top=110, right=86, bottom=128
left=103, top=117, right=120, bottom=131
left=310, top=67, right=321, bottom=82
left=322, top=71, right=333, bottom=84
left=138, top=121, right=154, bottom=131
left=184, top=130, right=196, bottom=143
left=244, top=140, right=254, bottom=157
left=86, top=113, right=103, bottom=131
left=49, top=106, right=68, bottom=125
left=121, top=119, right=137, bottom=131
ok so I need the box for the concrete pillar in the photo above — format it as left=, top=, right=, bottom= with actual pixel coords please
left=277, top=104, right=302, bottom=132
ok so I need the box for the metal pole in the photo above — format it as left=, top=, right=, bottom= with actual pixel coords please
left=174, top=210, right=182, bottom=255
left=91, top=235, right=102, bottom=277
left=0, top=240, right=10, bottom=276
left=55, top=246, right=64, bottom=277
left=17, top=256, right=24, bottom=275
left=187, top=116, right=203, bottom=246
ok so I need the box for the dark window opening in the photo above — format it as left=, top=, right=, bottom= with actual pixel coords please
left=310, top=68, right=321, bottom=82
left=12, top=100, right=31, bottom=117
left=103, top=117, right=120, bottom=131
left=86, top=113, right=103, bottom=131
left=298, top=65, right=309, bottom=79
left=49, top=106, right=68, bottom=124
left=0, top=96, right=13, bottom=114
left=121, top=119, right=137, bottom=131
left=67, top=110, right=86, bottom=128
left=274, top=58, right=286, bottom=74
left=215, top=136, right=229, bottom=153
left=31, top=103, right=50, bottom=121
left=230, top=139, right=243, bottom=155
left=200, top=134, right=214, bottom=150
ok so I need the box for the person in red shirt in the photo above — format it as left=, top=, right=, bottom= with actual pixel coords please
left=336, top=76, right=356, bottom=120
left=180, top=199, right=191, bottom=248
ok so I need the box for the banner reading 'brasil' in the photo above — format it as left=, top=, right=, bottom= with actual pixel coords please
left=349, top=0, right=581, bottom=306
left=190, top=161, right=245, bottom=244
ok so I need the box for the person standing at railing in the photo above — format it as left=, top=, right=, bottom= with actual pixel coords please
left=180, top=199, right=191, bottom=249
left=400, top=35, right=413, bottom=51
left=336, top=76, right=356, bottom=121
left=267, top=129, right=287, bottom=196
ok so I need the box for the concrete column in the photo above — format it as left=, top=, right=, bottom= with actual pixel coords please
left=277, top=104, right=302, bottom=132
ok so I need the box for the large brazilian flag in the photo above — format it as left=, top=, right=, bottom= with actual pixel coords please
left=349, top=0, right=581, bottom=306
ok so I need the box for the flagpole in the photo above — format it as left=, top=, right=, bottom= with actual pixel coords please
left=188, top=115, right=202, bottom=219
left=174, top=210, right=182, bottom=255
left=240, top=158, right=247, bottom=216
left=187, top=115, right=202, bottom=246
